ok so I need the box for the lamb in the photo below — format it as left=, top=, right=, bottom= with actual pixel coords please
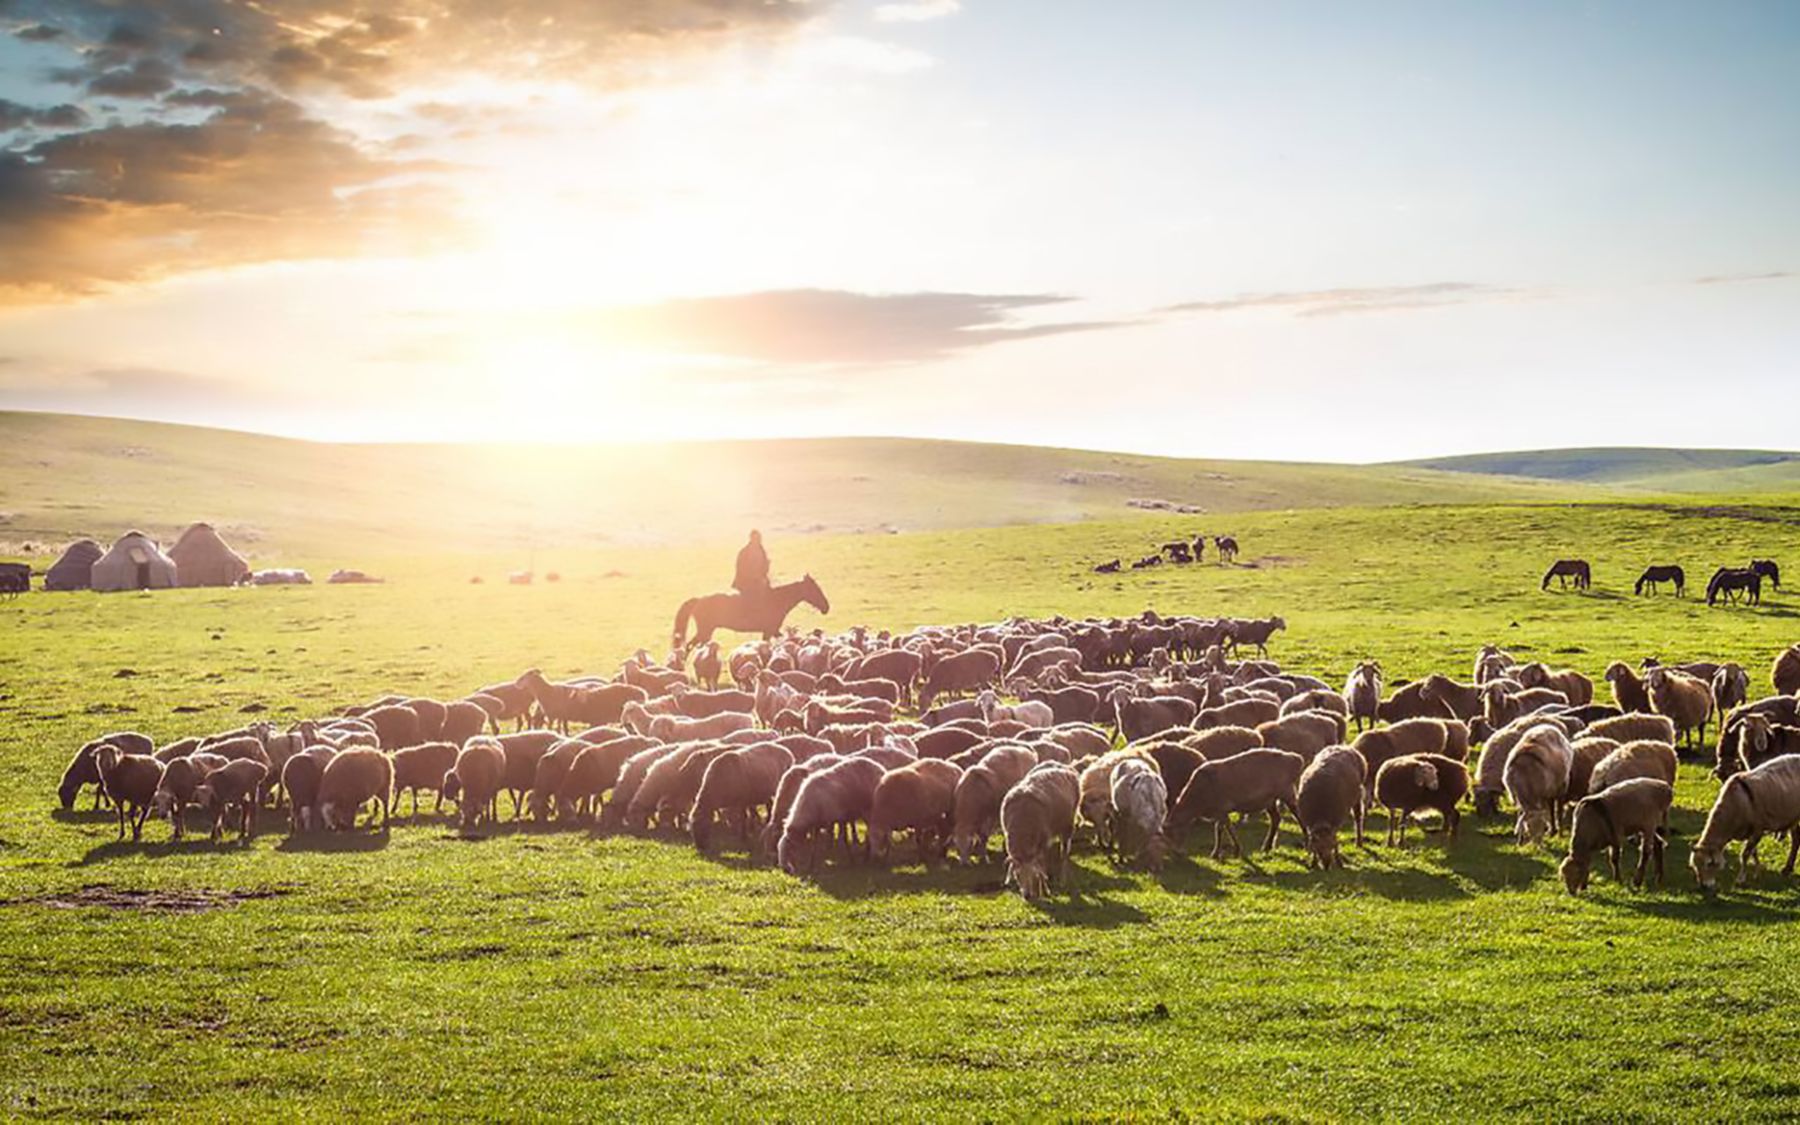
left=777, top=756, right=887, bottom=874
left=691, top=743, right=796, bottom=851
left=1773, top=644, right=1800, bottom=696
left=1560, top=778, right=1674, bottom=893
left=1108, top=758, right=1169, bottom=870
left=1645, top=666, right=1713, bottom=750
left=1295, top=746, right=1366, bottom=868
left=648, top=711, right=755, bottom=744
left=526, top=738, right=591, bottom=822
left=1712, top=662, right=1750, bottom=719
left=1000, top=761, right=1081, bottom=900
left=194, top=758, right=268, bottom=843
left=1193, top=697, right=1279, bottom=732
left=1255, top=711, right=1343, bottom=764
left=1352, top=719, right=1463, bottom=801
left=1344, top=661, right=1382, bottom=732
left=1373, top=754, right=1468, bottom=846
left=391, top=741, right=459, bottom=818
left=1602, top=662, right=1651, bottom=714
left=318, top=748, right=393, bottom=832
left=1503, top=724, right=1575, bottom=846
left=94, top=744, right=164, bottom=841
left=281, top=746, right=337, bottom=832
left=866, top=758, right=964, bottom=866
left=1588, top=739, right=1679, bottom=792
left=1168, top=748, right=1306, bottom=859
left=952, top=744, right=1040, bottom=864
left=1514, top=662, right=1595, bottom=707
left=151, top=755, right=208, bottom=840
left=446, top=738, right=508, bottom=832
left=1689, top=754, right=1800, bottom=893
left=917, top=648, right=1002, bottom=710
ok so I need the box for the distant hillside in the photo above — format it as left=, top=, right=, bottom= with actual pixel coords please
left=0, top=412, right=1588, bottom=559
left=1403, top=447, right=1800, bottom=488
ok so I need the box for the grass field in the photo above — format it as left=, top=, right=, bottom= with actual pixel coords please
left=8, top=491, right=1800, bottom=1119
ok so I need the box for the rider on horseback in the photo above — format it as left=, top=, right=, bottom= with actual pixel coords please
left=734, top=530, right=770, bottom=597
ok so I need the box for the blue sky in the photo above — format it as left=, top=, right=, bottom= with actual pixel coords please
left=0, top=0, right=1794, bottom=458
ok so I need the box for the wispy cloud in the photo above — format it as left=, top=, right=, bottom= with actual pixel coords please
left=1164, top=282, right=1522, bottom=318
left=1694, top=271, right=1792, bottom=285
left=874, top=0, right=961, bottom=22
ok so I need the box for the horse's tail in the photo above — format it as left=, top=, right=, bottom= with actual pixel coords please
left=673, top=597, right=698, bottom=651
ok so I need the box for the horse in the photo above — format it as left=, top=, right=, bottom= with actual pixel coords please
left=1541, top=559, right=1591, bottom=591
left=1634, top=564, right=1685, bottom=597
left=1751, top=559, right=1781, bottom=590
left=1161, top=541, right=1193, bottom=564
left=1706, top=567, right=1762, bottom=607
left=1214, top=536, right=1239, bottom=564
left=672, top=574, right=830, bottom=649
left=1190, top=535, right=1206, bottom=563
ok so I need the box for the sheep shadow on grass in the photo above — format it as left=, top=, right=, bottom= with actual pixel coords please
left=274, top=826, right=391, bottom=854
left=74, top=834, right=263, bottom=865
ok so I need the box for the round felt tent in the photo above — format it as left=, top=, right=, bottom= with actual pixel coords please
left=91, top=531, right=178, bottom=592
left=170, top=522, right=250, bottom=588
left=44, top=539, right=103, bottom=591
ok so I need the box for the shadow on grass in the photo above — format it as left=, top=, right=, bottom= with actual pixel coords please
left=73, top=833, right=266, bottom=865
left=273, top=827, right=391, bottom=854
left=50, top=807, right=116, bottom=825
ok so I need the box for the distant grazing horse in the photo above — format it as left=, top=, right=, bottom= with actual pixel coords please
left=1542, top=559, right=1591, bottom=591
left=1214, top=536, right=1239, bottom=565
left=673, top=574, right=830, bottom=648
left=1706, top=567, right=1762, bottom=607
left=1634, top=565, right=1685, bottom=597
left=1161, top=541, right=1193, bottom=564
left=1093, top=559, right=1122, bottom=574
left=1751, top=559, right=1781, bottom=590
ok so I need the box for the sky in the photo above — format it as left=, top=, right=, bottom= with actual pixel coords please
left=0, top=0, right=1795, bottom=461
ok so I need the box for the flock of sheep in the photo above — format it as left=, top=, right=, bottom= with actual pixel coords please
left=54, top=610, right=1800, bottom=899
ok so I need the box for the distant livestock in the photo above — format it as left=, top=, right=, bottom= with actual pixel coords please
left=1634, top=565, right=1685, bottom=597
left=1541, top=559, right=1591, bottom=591
left=1707, top=567, right=1762, bottom=606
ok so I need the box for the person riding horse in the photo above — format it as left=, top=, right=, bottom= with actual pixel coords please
left=734, top=530, right=771, bottom=598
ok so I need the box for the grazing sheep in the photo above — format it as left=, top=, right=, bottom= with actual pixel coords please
left=1583, top=712, right=1674, bottom=746
left=152, top=756, right=208, bottom=840
left=446, top=738, right=507, bottom=831
left=1645, top=666, right=1714, bottom=750
left=94, top=745, right=163, bottom=841
left=691, top=743, right=796, bottom=851
left=1255, top=711, right=1340, bottom=764
left=1514, top=662, right=1595, bottom=707
left=1560, top=778, right=1674, bottom=893
left=760, top=754, right=846, bottom=858
left=1689, top=754, right=1800, bottom=893
left=362, top=703, right=423, bottom=751
left=1713, top=663, right=1750, bottom=719
left=403, top=698, right=449, bottom=742
left=1169, top=748, right=1306, bottom=859
left=1564, top=736, right=1622, bottom=804
left=866, top=758, right=963, bottom=865
left=777, top=756, right=887, bottom=874
left=1108, top=758, right=1169, bottom=870
left=1035, top=723, right=1112, bottom=762
left=496, top=731, right=563, bottom=818
left=1416, top=673, right=1485, bottom=723
left=952, top=744, right=1040, bottom=864
left=1588, top=740, right=1679, bottom=793
left=1078, top=749, right=1155, bottom=843
left=392, top=742, right=459, bottom=818
left=281, top=746, right=336, bottom=833
left=1000, top=762, right=1081, bottom=900
left=1109, top=689, right=1199, bottom=741
left=1296, top=746, right=1366, bottom=868
left=1472, top=712, right=1581, bottom=816
left=556, top=735, right=659, bottom=821
left=626, top=743, right=724, bottom=832
left=1503, top=725, right=1575, bottom=846
left=318, top=748, right=393, bottom=832
left=648, top=711, right=755, bottom=744
left=1373, top=754, right=1468, bottom=846
left=1193, top=697, right=1279, bottom=732
left=917, top=648, right=1003, bottom=711
left=526, top=738, right=591, bottom=822
left=1344, top=662, right=1382, bottom=732
left=194, top=759, right=268, bottom=843
left=1603, top=662, right=1651, bottom=714
left=1771, top=645, right=1800, bottom=696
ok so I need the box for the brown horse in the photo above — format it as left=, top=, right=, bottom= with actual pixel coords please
left=673, top=574, right=830, bottom=648
left=1542, top=559, right=1591, bottom=591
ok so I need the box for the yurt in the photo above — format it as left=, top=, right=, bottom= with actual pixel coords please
left=44, top=539, right=103, bottom=591
left=91, top=531, right=178, bottom=592
left=170, top=522, right=250, bottom=588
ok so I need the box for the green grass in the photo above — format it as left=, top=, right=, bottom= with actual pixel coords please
left=7, top=498, right=1800, bottom=1119
left=1403, top=445, right=1800, bottom=492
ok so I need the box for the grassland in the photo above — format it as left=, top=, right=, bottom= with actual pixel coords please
left=6, top=493, right=1800, bottom=1120
left=1404, top=445, right=1800, bottom=492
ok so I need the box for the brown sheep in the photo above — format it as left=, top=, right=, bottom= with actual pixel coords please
left=1560, top=778, right=1674, bottom=893
left=194, top=758, right=268, bottom=843
left=1353, top=719, right=1461, bottom=801
left=649, top=711, right=756, bottom=743
left=952, top=744, right=1039, bottom=864
left=1000, top=761, right=1081, bottom=900
left=677, top=688, right=759, bottom=719
left=517, top=669, right=648, bottom=733
left=1296, top=746, right=1367, bottom=868
left=867, top=758, right=964, bottom=865
left=1645, top=666, right=1714, bottom=749
left=1772, top=644, right=1800, bottom=696
left=1256, top=711, right=1342, bottom=764
left=94, top=745, right=163, bottom=841
left=318, top=748, right=393, bottom=832
left=1373, top=754, right=1468, bottom=846
left=1179, top=725, right=1264, bottom=763
left=1515, top=662, right=1594, bottom=707
left=498, top=730, right=563, bottom=818
left=917, top=648, right=1002, bottom=711
left=777, top=755, right=887, bottom=874
left=447, top=738, right=507, bottom=831
left=1377, top=681, right=1453, bottom=723
left=281, top=746, right=336, bottom=832
left=404, top=698, right=449, bottom=741
left=1712, top=663, right=1750, bottom=721
left=392, top=742, right=459, bottom=818
left=1603, top=662, right=1651, bottom=714
left=440, top=699, right=491, bottom=746
left=1110, top=690, right=1200, bottom=741
left=1589, top=740, right=1679, bottom=792
left=759, top=754, right=846, bottom=858
left=1416, top=673, right=1485, bottom=722
left=152, top=755, right=208, bottom=840
left=1503, top=724, right=1574, bottom=845
left=626, top=743, right=726, bottom=832
left=1194, top=697, right=1280, bottom=731
left=1563, top=736, right=1622, bottom=804
left=1021, top=684, right=1103, bottom=725
left=1690, top=754, right=1800, bottom=893
left=527, top=738, right=591, bottom=822
left=691, top=641, right=723, bottom=692
left=1168, top=748, right=1305, bottom=859
left=1482, top=683, right=1570, bottom=728
left=556, top=735, right=659, bottom=821
left=691, top=742, right=796, bottom=851
left=1583, top=712, right=1675, bottom=746
left=362, top=703, right=423, bottom=751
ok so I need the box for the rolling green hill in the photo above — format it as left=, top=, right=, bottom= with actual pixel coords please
left=1403, top=446, right=1800, bottom=490
left=0, top=412, right=1588, bottom=560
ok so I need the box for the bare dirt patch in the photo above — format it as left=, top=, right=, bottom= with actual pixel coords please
left=6, top=884, right=293, bottom=913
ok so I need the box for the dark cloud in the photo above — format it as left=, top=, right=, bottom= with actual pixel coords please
left=85, top=56, right=175, bottom=97
left=1164, top=282, right=1517, bottom=318
left=15, top=23, right=64, bottom=41
left=1694, top=271, right=1791, bottom=285
left=589, top=289, right=1130, bottom=365
left=0, top=98, right=89, bottom=131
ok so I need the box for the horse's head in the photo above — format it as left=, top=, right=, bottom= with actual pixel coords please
left=801, top=573, right=830, bottom=615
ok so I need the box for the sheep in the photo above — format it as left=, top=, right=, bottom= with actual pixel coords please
left=194, top=758, right=268, bottom=843
left=1773, top=644, right=1800, bottom=696
left=446, top=738, right=507, bottom=832
left=846, top=648, right=923, bottom=707
left=1587, top=739, right=1679, bottom=798
left=648, top=711, right=755, bottom=744
left=1376, top=681, right=1454, bottom=723
left=153, top=736, right=202, bottom=764
left=94, top=745, right=163, bottom=841
left=1560, top=778, right=1674, bottom=893
left=1227, top=616, right=1285, bottom=657
left=760, top=754, right=846, bottom=858
left=1563, top=736, right=1622, bottom=804
left=526, top=738, right=591, bottom=822
left=1482, top=682, right=1571, bottom=728
left=816, top=673, right=902, bottom=708
left=362, top=703, right=423, bottom=750
left=977, top=690, right=1054, bottom=730
left=626, top=743, right=725, bottom=832
left=600, top=745, right=683, bottom=831
left=1193, top=697, right=1279, bottom=732
left=777, top=756, right=887, bottom=874
left=1020, top=684, right=1103, bottom=725
left=692, top=641, right=723, bottom=691
left=1168, top=748, right=1306, bottom=859
left=1416, top=673, right=1485, bottom=723
left=497, top=730, right=563, bottom=818
left=1256, top=711, right=1343, bottom=764
left=516, top=669, right=648, bottom=733
left=152, top=755, right=208, bottom=840
left=1109, top=689, right=1199, bottom=741
left=1690, top=754, right=1800, bottom=894
left=392, top=741, right=459, bottom=818
left=1472, top=712, right=1581, bottom=815
left=1713, top=662, right=1750, bottom=719
left=676, top=688, right=758, bottom=719
left=1000, top=761, right=1081, bottom=900
left=403, top=698, right=449, bottom=741
left=691, top=743, right=796, bottom=851
left=1078, top=749, right=1154, bottom=843
left=1731, top=712, right=1800, bottom=776
left=1108, top=758, right=1169, bottom=870
left=1352, top=718, right=1463, bottom=802
left=318, top=748, right=393, bottom=832
left=917, top=648, right=1002, bottom=710
left=952, top=744, right=1040, bottom=864
left=1373, top=754, right=1468, bottom=846
left=1583, top=712, right=1674, bottom=746
left=1645, top=666, right=1713, bottom=750
left=1602, top=662, right=1651, bottom=714
left=59, top=744, right=108, bottom=812
left=1474, top=644, right=1516, bottom=685
left=281, top=746, right=336, bottom=832
left=1007, top=645, right=1084, bottom=685
left=1515, top=662, right=1595, bottom=707
left=866, top=758, right=964, bottom=865
left=1295, top=746, right=1367, bottom=868
left=1344, top=661, right=1382, bottom=732
left=556, top=735, right=659, bottom=821
left=1280, top=689, right=1351, bottom=728
left=249, top=721, right=307, bottom=804
left=1503, top=724, right=1575, bottom=846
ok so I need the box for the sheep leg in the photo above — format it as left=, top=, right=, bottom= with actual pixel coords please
left=1210, top=819, right=1226, bottom=860
left=1262, top=804, right=1281, bottom=852
left=1783, top=828, right=1800, bottom=877
left=115, top=802, right=127, bottom=840
left=1606, top=844, right=1622, bottom=882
